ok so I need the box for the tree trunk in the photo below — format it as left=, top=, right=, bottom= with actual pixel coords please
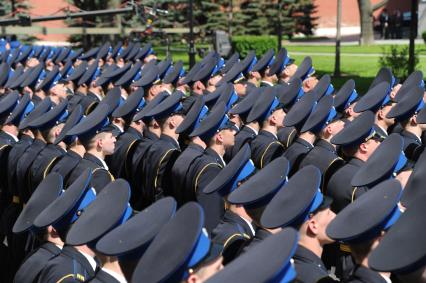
left=358, top=0, right=375, bottom=45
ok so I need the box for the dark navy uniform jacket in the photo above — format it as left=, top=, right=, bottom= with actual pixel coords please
left=224, top=125, right=257, bottom=163
left=188, top=148, right=225, bottom=233
left=67, top=153, right=114, bottom=193
left=0, top=130, right=18, bottom=145
left=283, top=137, right=314, bottom=176
left=16, top=139, right=46, bottom=204
left=68, top=91, right=100, bottom=116
left=49, top=150, right=82, bottom=185
left=293, top=245, right=329, bottom=283
left=0, top=132, right=16, bottom=220
left=142, top=129, right=160, bottom=142
left=400, top=130, right=422, bottom=161
left=374, top=124, right=388, bottom=139
left=88, top=269, right=120, bottom=283
left=38, top=245, right=97, bottom=283
left=300, top=139, right=344, bottom=191
left=242, top=228, right=271, bottom=254
left=345, top=265, right=388, bottom=283
left=327, top=158, right=365, bottom=213
left=278, top=126, right=298, bottom=149
left=140, top=134, right=180, bottom=208
left=250, top=130, right=284, bottom=169
left=28, top=144, right=66, bottom=194
left=14, top=242, right=62, bottom=283
left=105, top=126, right=142, bottom=179
left=82, top=91, right=101, bottom=115
left=171, top=142, right=205, bottom=206
left=211, top=210, right=255, bottom=263
left=128, top=137, right=155, bottom=210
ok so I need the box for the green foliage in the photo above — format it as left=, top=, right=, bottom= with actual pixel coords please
left=378, top=45, right=419, bottom=80
left=198, top=0, right=228, bottom=36
left=231, top=35, right=277, bottom=57
left=67, top=0, right=116, bottom=48
left=232, top=0, right=317, bottom=38
left=238, top=0, right=269, bottom=35
left=423, top=31, right=426, bottom=43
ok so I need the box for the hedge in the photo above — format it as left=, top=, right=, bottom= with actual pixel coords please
left=231, top=35, right=277, bottom=57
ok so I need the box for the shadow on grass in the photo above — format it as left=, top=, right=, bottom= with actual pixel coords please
left=316, top=70, right=374, bottom=95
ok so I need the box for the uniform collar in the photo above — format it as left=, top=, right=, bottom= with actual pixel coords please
left=402, top=130, right=422, bottom=144
left=295, top=137, right=314, bottom=149
left=315, top=139, right=336, bottom=152
left=86, top=153, right=109, bottom=170
left=244, top=124, right=259, bottom=136
left=351, top=265, right=389, bottom=283
left=160, top=134, right=180, bottom=150
left=294, top=244, right=327, bottom=272
left=261, top=80, right=274, bottom=87
left=102, top=268, right=128, bottom=283
left=1, top=130, right=18, bottom=142
left=349, top=157, right=365, bottom=167
left=224, top=210, right=256, bottom=237
left=240, top=215, right=255, bottom=236
left=205, top=147, right=225, bottom=167
left=188, top=142, right=205, bottom=152
left=78, top=249, right=98, bottom=272
left=259, top=129, right=278, bottom=140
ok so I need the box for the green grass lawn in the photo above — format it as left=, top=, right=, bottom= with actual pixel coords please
left=155, top=43, right=426, bottom=94
left=286, top=44, right=426, bottom=55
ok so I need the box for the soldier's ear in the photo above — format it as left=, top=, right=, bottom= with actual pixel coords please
left=411, top=115, right=418, bottom=126
left=216, top=131, right=224, bottom=144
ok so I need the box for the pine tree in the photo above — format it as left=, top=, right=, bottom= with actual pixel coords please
left=67, top=0, right=115, bottom=48
left=198, top=0, right=228, bottom=36
left=238, top=0, right=268, bottom=35
left=293, top=0, right=318, bottom=36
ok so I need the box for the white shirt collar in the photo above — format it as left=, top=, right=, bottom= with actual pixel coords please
left=245, top=125, right=258, bottom=135
left=78, top=250, right=97, bottom=272
left=4, top=131, right=18, bottom=142
left=115, top=123, right=124, bottom=133
left=377, top=124, right=388, bottom=136
left=93, top=155, right=109, bottom=170
left=92, top=92, right=103, bottom=101
left=380, top=274, right=392, bottom=283
left=240, top=216, right=256, bottom=236
left=268, top=131, right=278, bottom=140
left=102, top=268, right=128, bottom=283
left=261, top=80, right=274, bottom=86
left=218, top=154, right=226, bottom=167
left=55, top=244, right=63, bottom=250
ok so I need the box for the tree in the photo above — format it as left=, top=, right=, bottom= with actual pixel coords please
left=67, top=0, right=115, bottom=48
left=357, top=0, right=374, bottom=45
left=293, top=0, right=318, bottom=36
left=238, top=0, right=269, bottom=35
left=198, top=0, right=228, bottom=36
left=358, top=0, right=389, bottom=45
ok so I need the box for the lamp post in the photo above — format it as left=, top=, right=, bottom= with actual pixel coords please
left=334, top=0, right=342, bottom=77
left=188, top=0, right=196, bottom=68
left=408, top=0, right=418, bottom=74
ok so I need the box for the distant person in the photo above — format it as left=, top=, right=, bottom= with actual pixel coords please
left=379, top=8, right=389, bottom=39
left=392, top=10, right=403, bottom=39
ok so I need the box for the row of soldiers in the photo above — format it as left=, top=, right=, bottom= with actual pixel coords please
left=0, top=38, right=424, bottom=283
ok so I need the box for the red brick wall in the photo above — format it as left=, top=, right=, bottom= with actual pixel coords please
left=314, top=0, right=412, bottom=28
left=29, top=0, right=74, bottom=42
